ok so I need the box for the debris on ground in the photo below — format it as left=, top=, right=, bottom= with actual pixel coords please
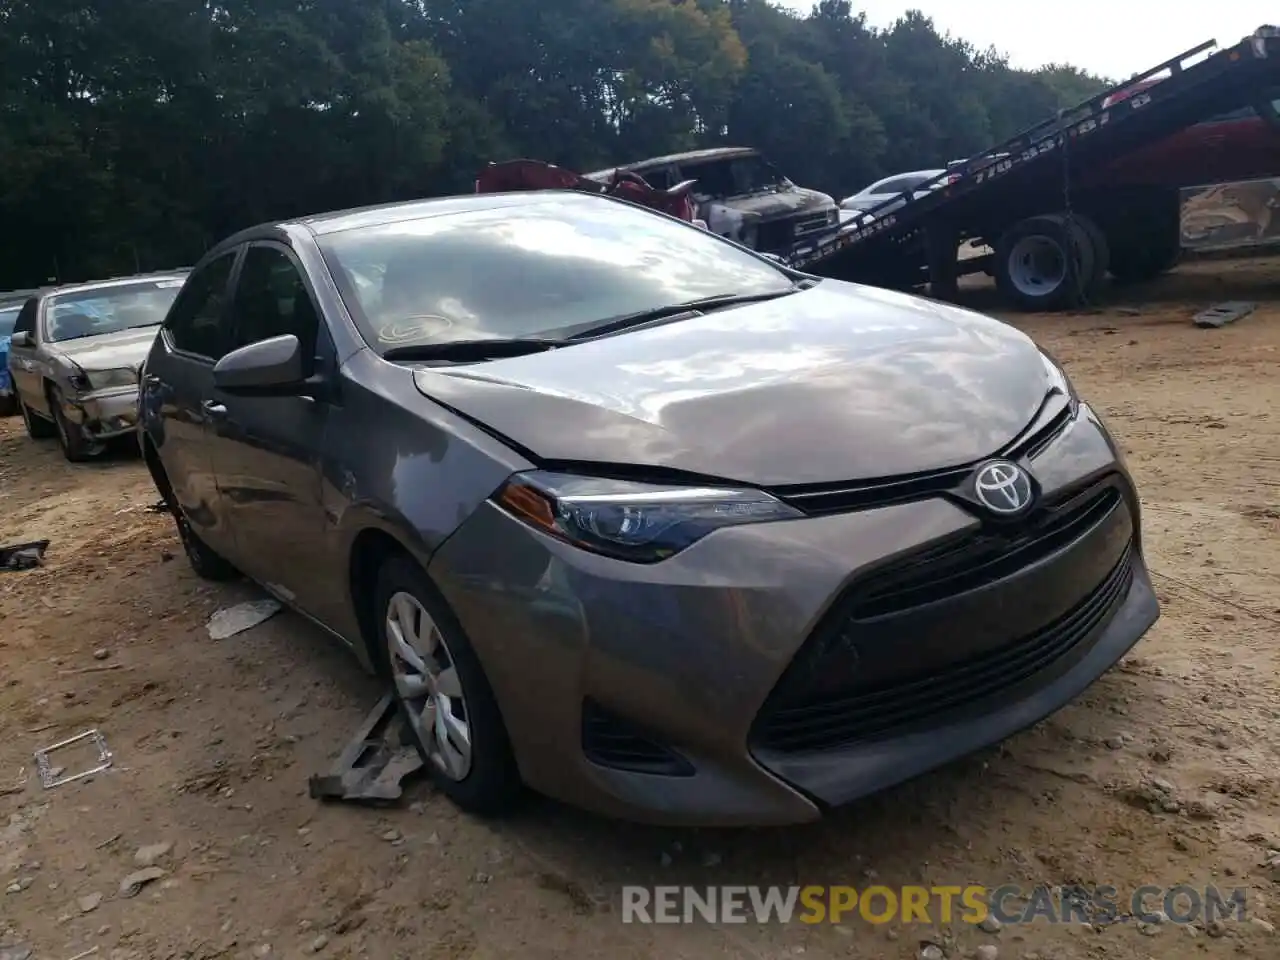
left=1, top=540, right=49, bottom=571
left=308, top=694, right=424, bottom=804
left=205, top=598, right=282, bottom=640
left=133, top=841, right=173, bottom=867
left=118, top=866, right=167, bottom=898
left=1193, top=300, right=1258, bottom=327
left=33, top=729, right=113, bottom=788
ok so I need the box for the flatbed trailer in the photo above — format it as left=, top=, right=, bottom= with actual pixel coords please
left=794, top=27, right=1280, bottom=310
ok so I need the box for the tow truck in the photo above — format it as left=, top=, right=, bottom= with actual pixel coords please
left=795, top=26, right=1280, bottom=310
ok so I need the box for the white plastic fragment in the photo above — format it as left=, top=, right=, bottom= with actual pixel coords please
left=206, top=599, right=282, bottom=640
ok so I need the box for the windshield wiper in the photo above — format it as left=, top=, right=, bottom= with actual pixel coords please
left=382, top=338, right=562, bottom=363
left=566, top=285, right=807, bottom=341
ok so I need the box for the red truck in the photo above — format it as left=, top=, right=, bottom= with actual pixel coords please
left=1077, top=79, right=1280, bottom=280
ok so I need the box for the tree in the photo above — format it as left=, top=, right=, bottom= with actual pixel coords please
left=0, top=0, right=1112, bottom=288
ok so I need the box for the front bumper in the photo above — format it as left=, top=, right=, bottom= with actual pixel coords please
left=64, top=386, right=140, bottom=440
left=428, top=404, right=1158, bottom=826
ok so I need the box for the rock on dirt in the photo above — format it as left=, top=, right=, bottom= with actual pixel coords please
left=133, top=841, right=173, bottom=867
left=118, top=867, right=167, bottom=898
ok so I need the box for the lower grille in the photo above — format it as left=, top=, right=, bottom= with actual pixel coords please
left=752, top=545, right=1134, bottom=753
left=582, top=700, right=694, bottom=777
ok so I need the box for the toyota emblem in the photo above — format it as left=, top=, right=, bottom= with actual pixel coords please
left=972, top=460, right=1034, bottom=515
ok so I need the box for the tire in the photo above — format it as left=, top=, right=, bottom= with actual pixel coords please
left=0, top=393, right=17, bottom=417
left=993, top=215, right=1093, bottom=311
left=173, top=506, right=240, bottom=581
left=373, top=554, right=523, bottom=816
left=49, top=387, right=102, bottom=462
left=1100, top=187, right=1181, bottom=284
left=1108, top=234, right=1180, bottom=284
left=20, top=398, right=57, bottom=439
left=1062, top=213, right=1109, bottom=299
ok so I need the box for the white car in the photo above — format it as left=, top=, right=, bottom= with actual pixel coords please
left=840, top=169, right=948, bottom=217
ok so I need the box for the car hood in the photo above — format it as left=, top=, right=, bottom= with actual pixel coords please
left=703, top=185, right=836, bottom=220
left=411, top=282, right=1054, bottom=487
left=52, top=326, right=160, bottom=369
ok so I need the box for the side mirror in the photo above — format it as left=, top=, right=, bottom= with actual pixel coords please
left=9, top=331, right=30, bottom=348
left=213, top=334, right=306, bottom=395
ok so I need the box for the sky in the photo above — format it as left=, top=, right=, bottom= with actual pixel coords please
left=775, top=1, right=1275, bottom=78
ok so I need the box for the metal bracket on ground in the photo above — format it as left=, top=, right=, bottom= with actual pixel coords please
left=1193, top=301, right=1257, bottom=328
left=34, top=729, right=113, bottom=788
left=307, top=694, right=424, bottom=804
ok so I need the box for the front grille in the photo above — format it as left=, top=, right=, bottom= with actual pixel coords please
left=582, top=700, right=694, bottom=777
left=774, top=400, right=1076, bottom=517
left=753, top=543, right=1134, bottom=753
left=794, top=212, right=833, bottom=237
left=851, top=485, right=1120, bottom=620
left=755, top=219, right=795, bottom=253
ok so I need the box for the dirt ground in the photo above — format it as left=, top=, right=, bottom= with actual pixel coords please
left=2, top=256, right=1279, bottom=960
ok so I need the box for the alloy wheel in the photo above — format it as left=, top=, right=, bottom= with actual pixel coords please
left=385, top=591, right=472, bottom=780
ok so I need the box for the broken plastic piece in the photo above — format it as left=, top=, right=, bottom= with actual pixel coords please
left=1193, top=301, right=1257, bottom=328
left=308, top=694, right=424, bottom=804
left=206, top=598, right=282, bottom=639
left=1, top=540, right=49, bottom=572
left=34, top=729, right=113, bottom=788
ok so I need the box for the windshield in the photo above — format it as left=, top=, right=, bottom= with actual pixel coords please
left=44, top=277, right=186, bottom=343
left=318, top=196, right=794, bottom=353
left=0, top=305, right=20, bottom=337
left=679, top=154, right=789, bottom=198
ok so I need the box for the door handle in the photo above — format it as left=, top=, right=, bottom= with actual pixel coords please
left=142, top=374, right=161, bottom=387
left=202, top=400, right=228, bottom=418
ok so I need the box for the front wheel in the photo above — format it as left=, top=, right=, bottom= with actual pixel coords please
left=20, top=398, right=57, bottom=439
left=50, top=388, right=103, bottom=462
left=0, top=393, right=17, bottom=417
left=374, top=555, right=523, bottom=816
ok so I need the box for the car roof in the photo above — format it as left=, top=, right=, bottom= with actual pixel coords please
left=201, top=190, right=642, bottom=263
left=584, top=146, right=759, bottom=180
left=875, top=169, right=946, bottom=182
left=40, top=270, right=190, bottom=300
left=293, top=190, right=597, bottom=237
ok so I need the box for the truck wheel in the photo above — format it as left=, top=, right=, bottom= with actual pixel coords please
left=1099, top=187, right=1181, bottom=284
left=1108, top=233, right=1180, bottom=284
left=1062, top=213, right=1109, bottom=298
left=993, top=215, right=1098, bottom=311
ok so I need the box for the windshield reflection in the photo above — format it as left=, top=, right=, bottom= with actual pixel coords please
left=45, top=279, right=185, bottom=343
left=318, top=196, right=794, bottom=353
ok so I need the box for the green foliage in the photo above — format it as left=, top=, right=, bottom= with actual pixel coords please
left=0, top=0, right=1112, bottom=288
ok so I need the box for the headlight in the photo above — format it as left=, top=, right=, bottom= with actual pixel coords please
left=494, top=471, right=803, bottom=563
left=85, top=367, right=138, bottom=390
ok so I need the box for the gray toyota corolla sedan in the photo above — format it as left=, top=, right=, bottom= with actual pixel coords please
left=139, top=191, right=1158, bottom=826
